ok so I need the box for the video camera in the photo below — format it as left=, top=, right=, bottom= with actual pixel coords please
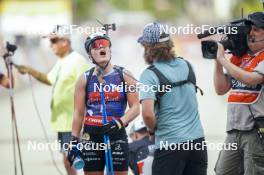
left=6, top=42, right=17, bottom=54
left=3, top=42, right=17, bottom=60
left=96, top=19, right=116, bottom=35
left=102, top=23, right=116, bottom=33
left=197, top=19, right=252, bottom=59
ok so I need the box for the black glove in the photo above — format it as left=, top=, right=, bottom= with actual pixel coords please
left=67, top=136, right=82, bottom=166
left=101, top=119, right=124, bottom=135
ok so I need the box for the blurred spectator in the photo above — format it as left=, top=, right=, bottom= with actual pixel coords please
left=15, top=26, right=89, bottom=175
left=129, top=119, right=154, bottom=175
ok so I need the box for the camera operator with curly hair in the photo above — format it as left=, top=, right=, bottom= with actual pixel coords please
left=214, top=12, right=264, bottom=175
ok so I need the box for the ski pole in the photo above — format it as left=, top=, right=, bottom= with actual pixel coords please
left=99, top=75, right=114, bottom=175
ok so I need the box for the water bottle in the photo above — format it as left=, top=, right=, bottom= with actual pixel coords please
left=73, top=156, right=85, bottom=170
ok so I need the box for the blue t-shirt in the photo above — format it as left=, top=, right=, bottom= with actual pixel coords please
left=140, top=58, right=204, bottom=149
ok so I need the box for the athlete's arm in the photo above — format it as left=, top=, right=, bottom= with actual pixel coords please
left=15, top=65, right=52, bottom=85
left=141, top=99, right=156, bottom=133
left=216, top=43, right=264, bottom=87
left=71, top=75, right=86, bottom=138
left=121, top=69, right=140, bottom=126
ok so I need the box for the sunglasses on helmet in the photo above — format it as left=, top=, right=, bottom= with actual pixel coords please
left=91, top=39, right=110, bottom=49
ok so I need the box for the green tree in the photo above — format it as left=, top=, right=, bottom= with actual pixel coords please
left=71, top=0, right=95, bottom=23
left=109, top=0, right=186, bottom=20
left=232, top=0, right=263, bottom=17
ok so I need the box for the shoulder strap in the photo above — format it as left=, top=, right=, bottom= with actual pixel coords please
left=147, top=58, right=203, bottom=99
left=147, top=65, right=171, bottom=84
left=147, top=63, right=194, bottom=98
left=88, top=67, right=95, bottom=82
left=84, top=67, right=95, bottom=103
left=113, top=65, right=125, bottom=84
left=147, top=65, right=171, bottom=98
left=184, top=59, right=196, bottom=85
left=87, top=66, right=125, bottom=90
left=113, top=65, right=127, bottom=103
left=179, top=58, right=203, bottom=95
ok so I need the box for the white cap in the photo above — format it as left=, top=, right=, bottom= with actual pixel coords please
left=130, top=119, right=147, bottom=134
left=42, top=25, right=71, bottom=40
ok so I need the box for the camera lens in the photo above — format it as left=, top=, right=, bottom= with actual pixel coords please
left=206, top=42, right=218, bottom=54
left=201, top=40, right=218, bottom=59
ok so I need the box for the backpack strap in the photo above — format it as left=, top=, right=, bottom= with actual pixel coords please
left=147, top=65, right=171, bottom=98
left=84, top=67, right=95, bottom=103
left=183, top=59, right=204, bottom=96
left=85, top=66, right=126, bottom=93
left=113, top=65, right=127, bottom=102
left=88, top=67, right=95, bottom=82
left=113, top=65, right=125, bottom=85
left=147, top=58, right=203, bottom=100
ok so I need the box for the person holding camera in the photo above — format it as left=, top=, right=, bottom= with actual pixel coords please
left=138, top=22, right=207, bottom=175
left=0, top=71, right=9, bottom=88
left=15, top=27, right=89, bottom=175
left=214, top=12, right=264, bottom=175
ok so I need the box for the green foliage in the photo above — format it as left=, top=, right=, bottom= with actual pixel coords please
left=109, top=0, right=186, bottom=20
left=71, top=0, right=95, bottom=23
left=232, top=0, right=263, bottom=17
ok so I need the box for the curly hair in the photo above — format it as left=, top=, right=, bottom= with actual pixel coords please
left=143, top=39, right=176, bottom=64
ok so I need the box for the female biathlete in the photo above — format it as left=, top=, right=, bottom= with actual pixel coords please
left=68, top=32, right=140, bottom=175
